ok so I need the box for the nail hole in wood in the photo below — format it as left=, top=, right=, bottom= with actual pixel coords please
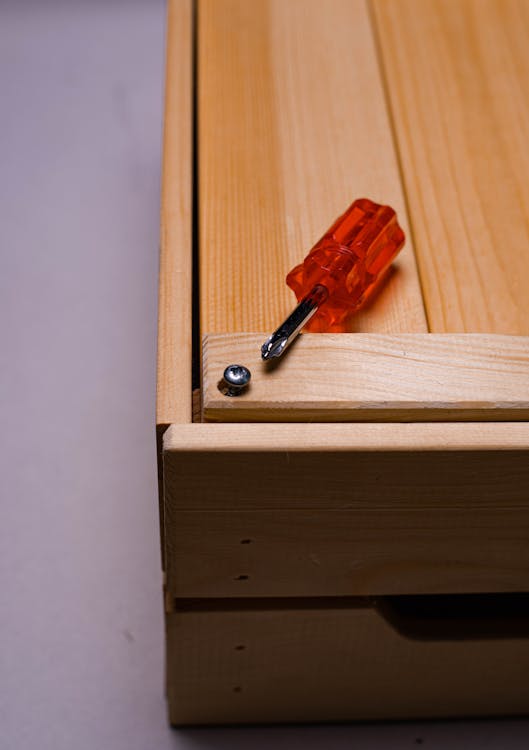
left=235, top=644, right=246, bottom=651
left=235, top=574, right=249, bottom=581
left=233, top=686, right=242, bottom=693
left=240, top=539, right=253, bottom=544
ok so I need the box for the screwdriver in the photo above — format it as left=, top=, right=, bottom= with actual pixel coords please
left=261, top=198, right=405, bottom=360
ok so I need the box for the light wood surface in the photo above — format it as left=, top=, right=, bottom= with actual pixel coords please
left=163, top=420, right=529, bottom=596
left=373, top=0, right=529, bottom=334
left=166, top=507, right=529, bottom=598
left=156, top=0, right=193, bottom=569
left=198, top=0, right=427, bottom=335
left=160, top=0, right=529, bottom=725
left=163, top=421, right=529, bottom=453
left=167, top=603, right=529, bottom=724
left=163, top=422, right=529, bottom=517
left=157, top=0, right=192, bottom=427
left=202, top=332, right=529, bottom=422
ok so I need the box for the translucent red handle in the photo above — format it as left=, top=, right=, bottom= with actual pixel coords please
left=286, top=198, right=405, bottom=331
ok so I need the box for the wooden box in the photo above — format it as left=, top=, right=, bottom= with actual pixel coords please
left=157, top=0, right=529, bottom=725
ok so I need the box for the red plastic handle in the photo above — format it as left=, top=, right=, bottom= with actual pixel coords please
left=286, top=198, right=405, bottom=331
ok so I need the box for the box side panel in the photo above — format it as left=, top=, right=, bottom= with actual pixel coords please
left=167, top=507, right=529, bottom=598
left=166, top=603, right=529, bottom=724
left=164, top=434, right=529, bottom=511
left=163, top=423, right=529, bottom=597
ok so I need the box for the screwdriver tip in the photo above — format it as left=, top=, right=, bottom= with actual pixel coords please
left=261, top=335, right=288, bottom=360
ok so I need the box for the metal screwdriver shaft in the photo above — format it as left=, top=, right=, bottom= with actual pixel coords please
left=261, top=285, right=328, bottom=360
left=260, top=198, right=406, bottom=362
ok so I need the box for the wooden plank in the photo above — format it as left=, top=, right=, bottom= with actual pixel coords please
left=202, top=332, right=529, bottom=422
left=166, top=603, right=529, bottom=724
left=157, top=0, right=192, bottom=427
left=162, top=423, right=529, bottom=511
left=157, top=0, right=193, bottom=568
left=164, top=421, right=529, bottom=596
left=164, top=421, right=529, bottom=454
left=163, top=422, right=529, bottom=594
left=199, top=0, right=427, bottom=335
left=372, top=0, right=529, bottom=334
left=166, top=507, right=529, bottom=598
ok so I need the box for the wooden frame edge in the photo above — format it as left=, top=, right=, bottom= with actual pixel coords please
left=202, top=332, right=529, bottom=423
left=156, top=0, right=193, bottom=428
left=163, top=421, right=529, bottom=453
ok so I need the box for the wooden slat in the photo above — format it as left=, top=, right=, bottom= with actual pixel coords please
left=166, top=507, right=529, bottom=598
left=199, top=0, right=427, bottom=335
left=164, top=444, right=529, bottom=510
left=163, top=424, right=529, bottom=504
left=157, top=0, right=193, bottom=569
left=167, top=604, right=529, bottom=724
left=157, top=0, right=192, bottom=427
left=164, top=421, right=529, bottom=454
left=372, top=0, right=529, bottom=334
left=202, top=332, right=529, bottom=422
left=163, top=421, right=529, bottom=596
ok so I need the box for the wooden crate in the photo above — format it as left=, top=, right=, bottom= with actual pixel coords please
left=158, top=0, right=529, bottom=725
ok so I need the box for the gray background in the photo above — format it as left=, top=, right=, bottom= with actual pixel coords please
left=0, top=1, right=528, bottom=747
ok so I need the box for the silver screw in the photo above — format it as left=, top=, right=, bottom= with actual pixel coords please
left=218, top=364, right=251, bottom=397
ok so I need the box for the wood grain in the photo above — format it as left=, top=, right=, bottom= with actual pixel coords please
left=167, top=603, right=529, bottom=724
left=198, top=0, right=427, bottom=335
left=166, top=507, right=529, bottom=598
left=163, top=425, right=529, bottom=510
left=157, top=0, right=192, bottom=427
left=163, top=420, right=529, bottom=598
left=157, top=0, right=192, bottom=568
left=372, top=0, right=529, bottom=333
left=164, top=421, right=529, bottom=453
left=159, top=1, right=529, bottom=724
left=203, top=332, right=529, bottom=422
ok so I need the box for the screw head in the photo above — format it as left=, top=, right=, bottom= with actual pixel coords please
left=219, top=364, right=251, bottom=396
left=223, top=364, right=251, bottom=387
